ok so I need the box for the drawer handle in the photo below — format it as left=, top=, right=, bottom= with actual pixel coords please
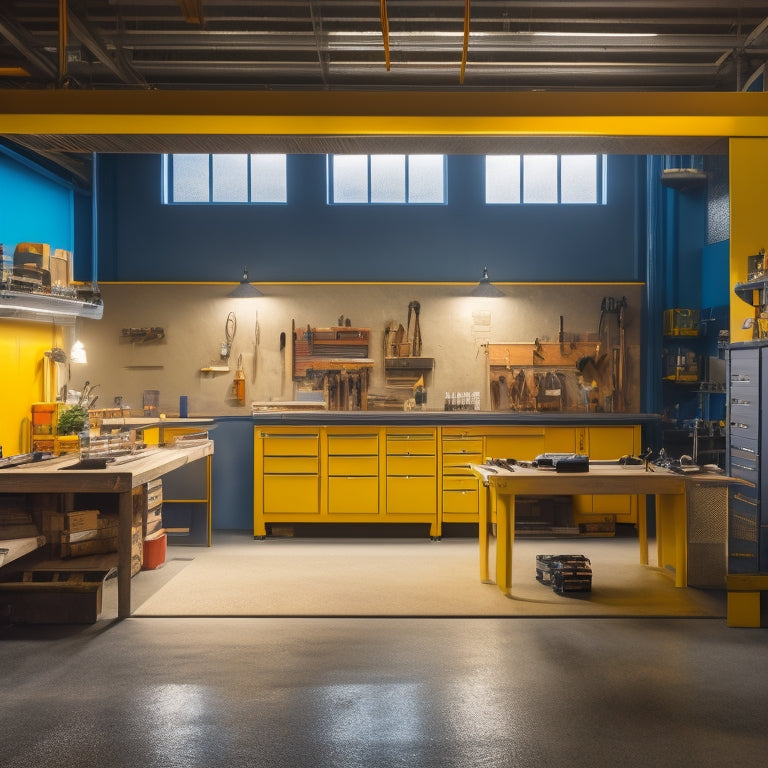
left=733, top=492, right=758, bottom=505
left=731, top=462, right=757, bottom=472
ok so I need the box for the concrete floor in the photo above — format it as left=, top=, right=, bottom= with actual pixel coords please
left=1, top=615, right=768, bottom=767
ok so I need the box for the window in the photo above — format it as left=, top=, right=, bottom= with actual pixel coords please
left=328, top=154, right=445, bottom=204
left=485, top=154, right=605, bottom=204
left=162, top=154, right=287, bottom=203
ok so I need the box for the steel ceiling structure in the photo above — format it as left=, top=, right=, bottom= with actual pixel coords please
left=2, top=1, right=768, bottom=93
left=2, top=1, right=768, bottom=176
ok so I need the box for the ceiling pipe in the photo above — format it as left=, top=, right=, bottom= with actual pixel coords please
left=380, top=0, right=391, bottom=71
left=460, top=0, right=470, bottom=84
left=58, top=0, right=67, bottom=87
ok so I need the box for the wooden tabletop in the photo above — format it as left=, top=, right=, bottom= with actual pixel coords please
left=0, top=442, right=213, bottom=495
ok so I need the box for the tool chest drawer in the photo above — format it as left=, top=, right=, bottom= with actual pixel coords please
left=328, top=476, right=379, bottom=514
left=443, top=488, right=479, bottom=515
left=261, top=433, right=319, bottom=456
left=385, top=431, right=436, bottom=455
left=441, top=437, right=483, bottom=455
left=387, top=476, right=437, bottom=515
left=387, top=455, right=436, bottom=476
left=327, top=433, right=379, bottom=455
left=263, top=456, right=319, bottom=474
left=328, top=455, right=378, bottom=475
left=263, top=475, right=319, bottom=514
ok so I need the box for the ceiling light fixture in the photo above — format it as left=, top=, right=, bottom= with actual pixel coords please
left=471, top=266, right=505, bottom=297
left=227, top=266, right=263, bottom=298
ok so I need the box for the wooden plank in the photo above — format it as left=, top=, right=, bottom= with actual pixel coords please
left=0, top=535, right=46, bottom=567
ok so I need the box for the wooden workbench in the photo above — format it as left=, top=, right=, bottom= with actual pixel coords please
left=0, top=441, right=213, bottom=618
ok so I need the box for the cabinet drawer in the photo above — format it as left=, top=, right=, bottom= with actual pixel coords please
left=328, top=455, right=379, bottom=476
left=441, top=438, right=483, bottom=455
left=387, top=455, right=436, bottom=476
left=263, top=456, right=318, bottom=474
left=327, top=434, right=379, bottom=456
left=730, top=403, right=760, bottom=438
left=261, top=433, right=319, bottom=456
left=442, top=453, right=482, bottom=472
left=387, top=477, right=436, bottom=515
left=328, top=477, right=379, bottom=514
left=443, top=488, right=479, bottom=515
left=263, top=475, right=319, bottom=514
left=730, top=444, right=758, bottom=473
left=443, top=475, right=478, bottom=492
left=386, top=434, right=436, bottom=455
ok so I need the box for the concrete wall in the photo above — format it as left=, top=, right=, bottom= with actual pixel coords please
left=72, top=281, right=642, bottom=417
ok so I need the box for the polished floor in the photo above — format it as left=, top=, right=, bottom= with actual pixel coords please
left=3, top=612, right=768, bottom=766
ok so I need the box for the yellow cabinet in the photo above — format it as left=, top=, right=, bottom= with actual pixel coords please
left=254, top=429, right=321, bottom=536
left=572, top=425, right=641, bottom=525
left=385, top=428, right=438, bottom=529
left=484, top=426, right=546, bottom=462
left=327, top=430, right=380, bottom=516
left=441, top=430, right=484, bottom=523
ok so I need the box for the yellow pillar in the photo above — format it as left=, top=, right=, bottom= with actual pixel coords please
left=730, top=138, right=768, bottom=342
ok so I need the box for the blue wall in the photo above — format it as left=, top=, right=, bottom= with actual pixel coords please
left=97, top=154, right=643, bottom=283
left=0, top=150, right=75, bottom=257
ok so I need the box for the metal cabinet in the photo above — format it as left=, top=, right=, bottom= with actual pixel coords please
left=727, top=345, right=764, bottom=573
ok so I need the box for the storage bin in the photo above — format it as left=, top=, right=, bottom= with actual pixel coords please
left=142, top=532, right=167, bottom=570
left=663, top=308, right=700, bottom=336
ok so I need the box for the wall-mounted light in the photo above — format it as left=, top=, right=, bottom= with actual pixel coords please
left=70, top=339, right=87, bottom=364
left=227, top=266, right=263, bottom=298
left=470, top=266, right=505, bottom=297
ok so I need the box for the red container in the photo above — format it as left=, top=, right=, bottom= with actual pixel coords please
left=142, top=532, right=167, bottom=570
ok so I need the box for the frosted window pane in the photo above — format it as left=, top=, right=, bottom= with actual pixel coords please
left=333, top=155, right=368, bottom=202
left=371, top=155, right=405, bottom=203
left=523, top=155, right=558, bottom=203
left=408, top=155, right=444, bottom=203
left=251, top=154, right=287, bottom=202
left=173, top=154, right=209, bottom=202
left=561, top=155, right=597, bottom=203
left=212, top=154, right=248, bottom=202
left=485, top=155, right=520, bottom=203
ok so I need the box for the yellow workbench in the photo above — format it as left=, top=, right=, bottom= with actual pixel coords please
left=472, top=463, right=742, bottom=595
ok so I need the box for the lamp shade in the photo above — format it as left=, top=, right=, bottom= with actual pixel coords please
left=470, top=266, right=505, bottom=297
left=228, top=266, right=263, bottom=298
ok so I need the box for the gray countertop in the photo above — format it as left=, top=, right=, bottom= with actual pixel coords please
left=247, top=411, right=660, bottom=426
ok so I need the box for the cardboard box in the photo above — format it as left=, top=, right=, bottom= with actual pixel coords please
left=50, top=249, right=72, bottom=288
left=65, top=509, right=99, bottom=533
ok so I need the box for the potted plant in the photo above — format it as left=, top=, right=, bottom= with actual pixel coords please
left=57, top=405, right=88, bottom=436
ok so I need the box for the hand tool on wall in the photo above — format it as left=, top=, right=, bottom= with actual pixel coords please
left=232, top=354, right=246, bottom=405
left=407, top=300, right=422, bottom=356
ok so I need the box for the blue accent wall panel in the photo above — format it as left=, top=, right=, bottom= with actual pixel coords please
left=0, top=153, right=74, bottom=255
left=97, top=154, right=641, bottom=283
left=701, top=240, right=730, bottom=309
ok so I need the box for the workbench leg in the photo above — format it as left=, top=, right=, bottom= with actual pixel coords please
left=495, top=493, right=514, bottom=596
left=118, top=490, right=133, bottom=619
left=637, top=494, right=648, bottom=565
left=656, top=493, right=687, bottom=588
left=479, top=484, right=491, bottom=583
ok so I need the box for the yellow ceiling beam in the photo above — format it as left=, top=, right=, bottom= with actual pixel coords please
left=2, top=89, right=768, bottom=138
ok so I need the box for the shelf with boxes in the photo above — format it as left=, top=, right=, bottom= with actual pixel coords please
left=0, top=242, right=103, bottom=322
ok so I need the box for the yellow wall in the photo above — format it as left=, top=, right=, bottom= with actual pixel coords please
left=0, top=321, right=62, bottom=455
left=730, top=138, right=768, bottom=342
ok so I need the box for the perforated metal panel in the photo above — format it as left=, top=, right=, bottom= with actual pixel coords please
left=687, top=482, right=727, bottom=588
